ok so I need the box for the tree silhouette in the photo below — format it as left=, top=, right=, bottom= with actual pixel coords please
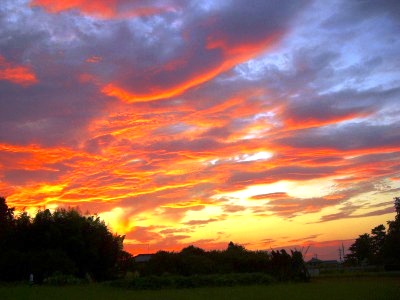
left=0, top=197, right=125, bottom=282
left=0, top=197, right=14, bottom=223
left=370, top=224, right=386, bottom=264
left=0, top=196, right=312, bottom=282
left=140, top=242, right=307, bottom=281
left=345, top=197, right=400, bottom=269
left=346, top=233, right=372, bottom=265
left=383, top=197, right=400, bottom=268
left=0, top=197, right=14, bottom=241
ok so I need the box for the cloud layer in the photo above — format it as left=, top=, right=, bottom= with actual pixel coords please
left=1, top=0, right=399, bottom=257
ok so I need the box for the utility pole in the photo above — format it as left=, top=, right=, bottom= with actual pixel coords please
left=342, top=243, right=345, bottom=261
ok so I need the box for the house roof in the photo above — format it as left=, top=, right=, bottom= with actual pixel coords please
left=134, top=253, right=154, bottom=263
left=307, top=257, right=338, bottom=264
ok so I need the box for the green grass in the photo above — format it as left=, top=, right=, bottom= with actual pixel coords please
left=0, top=277, right=399, bottom=300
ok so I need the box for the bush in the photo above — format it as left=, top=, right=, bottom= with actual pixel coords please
left=109, top=273, right=276, bottom=290
left=43, top=272, right=84, bottom=286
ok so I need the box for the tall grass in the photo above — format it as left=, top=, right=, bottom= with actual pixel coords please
left=0, top=277, right=399, bottom=300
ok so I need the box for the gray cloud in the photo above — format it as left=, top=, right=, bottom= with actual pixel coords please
left=274, top=121, right=400, bottom=151
left=1, top=0, right=399, bottom=247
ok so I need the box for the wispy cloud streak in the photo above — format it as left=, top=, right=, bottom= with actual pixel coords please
left=0, top=0, right=399, bottom=258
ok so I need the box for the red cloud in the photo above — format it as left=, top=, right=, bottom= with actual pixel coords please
left=0, top=56, right=38, bottom=86
left=0, top=0, right=398, bottom=261
left=30, top=0, right=175, bottom=19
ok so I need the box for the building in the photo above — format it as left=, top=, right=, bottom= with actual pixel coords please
left=134, top=254, right=154, bottom=263
left=307, top=257, right=339, bottom=268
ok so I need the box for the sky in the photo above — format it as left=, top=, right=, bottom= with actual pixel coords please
left=1, top=0, right=400, bottom=260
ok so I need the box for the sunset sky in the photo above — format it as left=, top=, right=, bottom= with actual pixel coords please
left=1, top=0, right=399, bottom=260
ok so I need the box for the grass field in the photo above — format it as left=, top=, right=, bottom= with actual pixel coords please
left=1, top=277, right=399, bottom=300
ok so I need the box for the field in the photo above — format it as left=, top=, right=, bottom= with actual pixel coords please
left=0, top=277, right=399, bottom=300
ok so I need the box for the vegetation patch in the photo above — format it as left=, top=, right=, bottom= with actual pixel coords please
left=110, top=273, right=276, bottom=290
left=0, top=277, right=399, bottom=300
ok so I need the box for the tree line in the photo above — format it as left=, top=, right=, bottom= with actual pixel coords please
left=3, top=196, right=397, bottom=284
left=0, top=196, right=310, bottom=283
left=345, top=197, right=400, bottom=269
left=137, top=242, right=309, bottom=281
left=0, top=197, right=128, bottom=282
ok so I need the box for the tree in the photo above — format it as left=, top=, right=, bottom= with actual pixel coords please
left=290, top=250, right=310, bottom=281
left=383, top=197, right=400, bottom=268
left=346, top=233, right=372, bottom=265
left=370, top=224, right=386, bottom=264
left=180, top=245, right=206, bottom=256
left=227, top=241, right=245, bottom=252
left=141, top=243, right=306, bottom=281
left=345, top=196, right=400, bottom=268
left=270, top=249, right=292, bottom=280
left=0, top=196, right=15, bottom=242
left=0, top=197, right=14, bottom=224
left=0, top=197, right=125, bottom=281
left=394, top=196, right=400, bottom=216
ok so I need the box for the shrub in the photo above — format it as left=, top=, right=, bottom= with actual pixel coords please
left=109, top=273, right=276, bottom=290
left=43, top=272, right=84, bottom=286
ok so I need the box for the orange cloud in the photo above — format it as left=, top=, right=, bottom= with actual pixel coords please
left=1, top=51, right=397, bottom=255
left=101, top=34, right=281, bottom=103
left=2, top=100, right=398, bottom=256
left=101, top=61, right=233, bottom=103
left=284, top=111, right=372, bottom=131
left=0, top=56, right=38, bottom=86
left=30, top=0, right=174, bottom=19
left=1, top=0, right=398, bottom=262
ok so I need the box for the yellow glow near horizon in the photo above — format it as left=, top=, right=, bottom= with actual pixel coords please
left=98, top=207, right=134, bottom=234
left=2, top=0, right=400, bottom=261
left=37, top=184, right=66, bottom=194
left=214, top=177, right=336, bottom=204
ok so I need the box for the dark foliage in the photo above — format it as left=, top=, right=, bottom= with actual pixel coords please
left=0, top=197, right=127, bottom=282
left=345, top=197, right=400, bottom=269
left=0, top=196, right=311, bottom=284
left=110, top=273, right=276, bottom=290
left=383, top=197, right=400, bottom=269
left=138, top=242, right=309, bottom=282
